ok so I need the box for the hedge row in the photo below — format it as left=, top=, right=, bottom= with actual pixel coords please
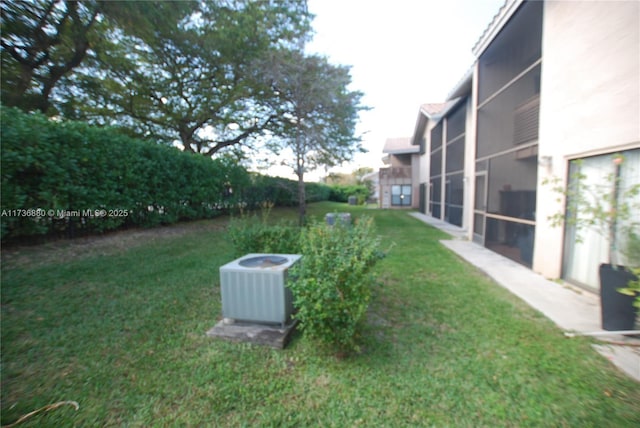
left=0, top=107, right=330, bottom=241
left=328, top=184, right=371, bottom=204
left=242, top=174, right=331, bottom=208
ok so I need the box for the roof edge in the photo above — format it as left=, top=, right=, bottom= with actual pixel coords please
left=446, top=66, right=473, bottom=101
left=472, top=0, right=523, bottom=58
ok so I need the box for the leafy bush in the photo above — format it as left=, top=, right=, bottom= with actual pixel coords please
left=227, top=206, right=302, bottom=257
left=238, top=175, right=332, bottom=209
left=329, top=184, right=371, bottom=204
left=239, top=175, right=298, bottom=209
left=306, top=182, right=332, bottom=203
left=289, top=216, right=383, bottom=355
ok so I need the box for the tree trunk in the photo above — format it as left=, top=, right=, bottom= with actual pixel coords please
left=296, top=125, right=306, bottom=226
left=297, top=171, right=306, bottom=226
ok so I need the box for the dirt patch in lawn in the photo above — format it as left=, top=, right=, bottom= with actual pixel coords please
left=1, top=218, right=229, bottom=269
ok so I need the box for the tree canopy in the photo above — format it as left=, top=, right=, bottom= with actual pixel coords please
left=259, top=49, right=368, bottom=221
left=2, top=1, right=367, bottom=208
left=2, top=0, right=312, bottom=153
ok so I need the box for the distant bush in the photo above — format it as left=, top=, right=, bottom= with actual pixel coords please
left=289, top=216, right=384, bottom=355
left=226, top=206, right=302, bottom=257
left=329, top=184, right=370, bottom=205
left=238, top=175, right=332, bottom=209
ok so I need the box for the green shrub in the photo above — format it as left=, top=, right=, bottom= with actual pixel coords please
left=329, top=184, right=370, bottom=204
left=227, top=208, right=302, bottom=257
left=289, top=216, right=383, bottom=355
left=306, top=182, right=332, bottom=203
left=238, top=175, right=332, bottom=209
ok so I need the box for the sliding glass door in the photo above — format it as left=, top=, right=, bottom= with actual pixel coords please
left=563, top=149, right=640, bottom=290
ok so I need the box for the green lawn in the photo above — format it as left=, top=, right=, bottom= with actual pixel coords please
left=2, top=202, right=639, bottom=427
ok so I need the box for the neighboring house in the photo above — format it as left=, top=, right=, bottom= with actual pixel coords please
left=408, top=0, right=639, bottom=292
left=379, top=137, right=420, bottom=209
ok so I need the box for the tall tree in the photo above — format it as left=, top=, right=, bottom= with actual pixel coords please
left=261, top=49, right=367, bottom=223
left=1, top=0, right=101, bottom=113
left=60, top=0, right=312, bottom=155
left=0, top=0, right=190, bottom=114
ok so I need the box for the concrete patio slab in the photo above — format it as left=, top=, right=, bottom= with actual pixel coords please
left=207, top=319, right=297, bottom=349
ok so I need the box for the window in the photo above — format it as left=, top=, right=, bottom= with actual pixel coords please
left=431, top=122, right=443, bottom=151
left=429, top=178, right=442, bottom=217
left=476, top=64, right=541, bottom=159
left=392, top=185, right=412, bottom=206
left=477, top=0, right=543, bottom=104
left=563, top=149, right=640, bottom=290
left=446, top=101, right=466, bottom=142
left=445, top=174, right=464, bottom=227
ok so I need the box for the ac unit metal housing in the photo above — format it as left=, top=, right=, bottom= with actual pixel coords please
left=219, top=253, right=301, bottom=326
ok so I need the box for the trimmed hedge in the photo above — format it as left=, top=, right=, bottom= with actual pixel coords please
left=1, top=107, right=251, bottom=239
left=0, top=107, right=333, bottom=241
left=0, top=107, right=335, bottom=241
left=239, top=175, right=332, bottom=209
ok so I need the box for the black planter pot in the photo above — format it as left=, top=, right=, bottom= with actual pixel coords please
left=599, top=264, right=638, bottom=331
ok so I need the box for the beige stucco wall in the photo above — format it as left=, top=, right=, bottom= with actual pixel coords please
left=417, top=123, right=431, bottom=186
left=417, top=117, right=438, bottom=213
left=411, top=153, right=420, bottom=209
left=534, top=0, right=640, bottom=278
left=463, top=95, right=476, bottom=236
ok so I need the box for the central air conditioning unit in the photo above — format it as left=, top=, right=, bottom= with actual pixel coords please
left=219, top=253, right=302, bottom=326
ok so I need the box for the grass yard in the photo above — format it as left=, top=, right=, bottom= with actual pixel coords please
left=2, top=202, right=639, bottom=427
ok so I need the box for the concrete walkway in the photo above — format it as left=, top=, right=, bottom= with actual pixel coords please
left=409, top=212, right=640, bottom=382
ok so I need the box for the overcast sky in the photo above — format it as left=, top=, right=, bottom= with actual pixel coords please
left=294, top=0, right=505, bottom=180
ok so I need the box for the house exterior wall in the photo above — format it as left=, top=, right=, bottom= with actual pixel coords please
left=534, top=0, right=640, bottom=280
left=443, top=98, right=468, bottom=227
left=407, top=0, right=638, bottom=287
left=418, top=119, right=438, bottom=214
left=411, top=152, right=420, bottom=209
left=473, top=0, right=542, bottom=268
left=379, top=153, right=419, bottom=209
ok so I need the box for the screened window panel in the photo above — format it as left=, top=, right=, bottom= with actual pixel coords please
left=445, top=173, right=464, bottom=227
left=430, top=122, right=443, bottom=151
left=430, top=177, right=441, bottom=203
left=477, top=0, right=543, bottom=104
left=446, top=173, right=464, bottom=206
left=430, top=148, right=442, bottom=178
left=445, top=206, right=463, bottom=227
left=419, top=183, right=427, bottom=213
left=446, top=101, right=466, bottom=142
left=475, top=175, right=486, bottom=210
left=486, top=218, right=535, bottom=267
left=486, top=150, right=537, bottom=220
left=474, top=213, right=485, bottom=235
left=446, top=139, right=465, bottom=173
left=514, top=96, right=540, bottom=145
left=476, top=64, right=541, bottom=159
left=431, top=203, right=441, bottom=219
